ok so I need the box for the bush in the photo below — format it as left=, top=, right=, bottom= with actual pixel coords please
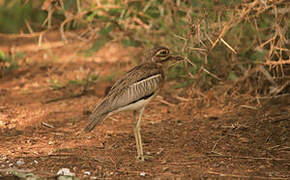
left=0, top=0, right=289, bottom=95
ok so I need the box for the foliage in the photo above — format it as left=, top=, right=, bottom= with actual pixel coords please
left=0, top=0, right=289, bottom=94
left=49, top=0, right=289, bottom=91
left=50, top=73, right=99, bottom=90
left=49, top=79, right=66, bottom=90
left=0, top=50, right=25, bottom=77
left=0, top=0, right=46, bottom=33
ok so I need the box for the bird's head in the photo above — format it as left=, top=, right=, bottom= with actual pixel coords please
left=142, top=46, right=183, bottom=64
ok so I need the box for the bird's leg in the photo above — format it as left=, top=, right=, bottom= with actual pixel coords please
left=136, top=107, right=145, bottom=161
left=132, top=111, right=141, bottom=159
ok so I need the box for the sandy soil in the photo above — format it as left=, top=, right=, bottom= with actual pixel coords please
left=0, top=31, right=289, bottom=179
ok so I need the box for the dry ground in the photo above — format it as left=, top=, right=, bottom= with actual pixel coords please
left=0, top=31, right=289, bottom=179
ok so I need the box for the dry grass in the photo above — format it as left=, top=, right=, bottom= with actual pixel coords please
left=177, top=0, right=289, bottom=108
left=1, top=0, right=289, bottom=106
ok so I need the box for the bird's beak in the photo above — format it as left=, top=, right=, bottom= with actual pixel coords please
left=170, top=55, right=184, bottom=61
left=158, top=55, right=184, bottom=63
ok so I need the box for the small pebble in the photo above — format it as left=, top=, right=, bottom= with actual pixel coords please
left=163, top=167, right=169, bottom=172
left=16, top=159, right=25, bottom=166
left=140, top=172, right=146, bottom=177
left=161, top=160, right=167, bottom=164
left=57, top=168, right=75, bottom=176
left=0, top=155, right=7, bottom=160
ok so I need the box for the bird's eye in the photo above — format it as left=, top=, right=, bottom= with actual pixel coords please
left=161, top=50, right=167, bottom=54
left=157, top=49, right=169, bottom=56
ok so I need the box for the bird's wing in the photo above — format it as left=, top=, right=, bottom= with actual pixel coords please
left=109, top=73, right=163, bottom=111
left=86, top=63, right=164, bottom=131
left=96, top=63, right=164, bottom=114
left=108, top=63, right=161, bottom=93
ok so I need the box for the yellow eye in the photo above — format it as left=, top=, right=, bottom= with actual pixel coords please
left=156, top=49, right=169, bottom=57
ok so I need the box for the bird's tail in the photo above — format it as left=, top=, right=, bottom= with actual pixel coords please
left=84, top=112, right=108, bottom=132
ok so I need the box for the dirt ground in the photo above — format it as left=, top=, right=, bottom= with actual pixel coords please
left=0, top=31, right=289, bottom=179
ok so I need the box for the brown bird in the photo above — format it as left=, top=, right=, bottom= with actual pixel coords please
left=84, top=46, right=182, bottom=161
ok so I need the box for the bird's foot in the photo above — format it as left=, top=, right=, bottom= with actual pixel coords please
left=136, top=155, right=152, bottom=162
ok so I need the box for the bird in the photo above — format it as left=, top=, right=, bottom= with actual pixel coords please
left=84, top=46, right=182, bottom=161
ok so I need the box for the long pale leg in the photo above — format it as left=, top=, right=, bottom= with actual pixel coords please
left=136, top=107, right=145, bottom=161
left=132, top=111, right=141, bottom=159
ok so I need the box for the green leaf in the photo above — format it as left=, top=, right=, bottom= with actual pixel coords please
left=228, top=71, right=238, bottom=81
left=107, top=8, right=123, bottom=17
left=94, top=14, right=112, bottom=22
left=15, top=51, right=25, bottom=58
left=63, top=0, right=76, bottom=11
left=69, top=79, right=84, bottom=85
left=250, top=50, right=267, bottom=63
left=49, top=80, right=65, bottom=90
left=99, top=24, right=113, bottom=36
left=177, top=10, right=187, bottom=17
left=145, top=6, right=160, bottom=18
left=90, top=35, right=111, bottom=52
left=191, top=0, right=201, bottom=6
left=121, top=38, right=140, bottom=47
left=86, top=11, right=98, bottom=22
left=90, top=24, right=114, bottom=52
left=0, top=50, right=6, bottom=61
left=90, top=74, right=99, bottom=81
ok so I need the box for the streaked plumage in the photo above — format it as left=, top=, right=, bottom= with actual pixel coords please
left=84, top=46, right=181, bottom=161
left=84, top=63, right=164, bottom=131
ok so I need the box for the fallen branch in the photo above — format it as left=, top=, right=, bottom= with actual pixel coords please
left=41, top=122, right=55, bottom=128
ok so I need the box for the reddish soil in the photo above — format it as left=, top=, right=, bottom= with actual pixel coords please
left=0, top=31, right=289, bottom=179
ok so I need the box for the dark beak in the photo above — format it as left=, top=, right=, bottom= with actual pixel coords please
left=158, top=55, right=184, bottom=63
left=170, top=55, right=184, bottom=61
